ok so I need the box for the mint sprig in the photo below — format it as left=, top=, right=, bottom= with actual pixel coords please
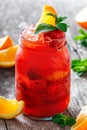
left=35, top=13, right=69, bottom=34
left=52, top=114, right=76, bottom=127
left=72, top=59, right=87, bottom=76
left=47, top=13, right=68, bottom=32
left=34, top=23, right=56, bottom=34
left=56, top=23, right=68, bottom=32
left=74, top=29, right=87, bottom=47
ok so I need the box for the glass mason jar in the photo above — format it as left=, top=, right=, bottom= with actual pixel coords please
left=15, top=25, right=71, bottom=120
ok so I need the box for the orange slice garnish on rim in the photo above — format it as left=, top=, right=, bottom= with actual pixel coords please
left=0, top=36, right=13, bottom=50
left=36, top=4, right=57, bottom=26
left=75, top=7, right=87, bottom=29
left=0, top=44, right=18, bottom=68
left=0, top=96, right=24, bottom=119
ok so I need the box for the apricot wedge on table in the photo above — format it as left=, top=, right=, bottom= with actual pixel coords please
left=0, top=36, right=13, bottom=50
left=36, top=4, right=57, bottom=26
left=0, top=45, right=19, bottom=68
left=75, top=7, right=87, bottom=29
left=71, top=106, right=87, bottom=130
left=0, top=96, right=24, bottom=119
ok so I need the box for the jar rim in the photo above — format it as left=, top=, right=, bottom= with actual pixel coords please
left=20, top=25, right=67, bottom=50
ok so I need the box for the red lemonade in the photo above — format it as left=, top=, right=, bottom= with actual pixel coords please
left=15, top=25, right=71, bottom=119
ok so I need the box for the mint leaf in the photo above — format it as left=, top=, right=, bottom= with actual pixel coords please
left=83, top=59, right=87, bottom=65
left=57, top=16, right=67, bottom=23
left=72, top=59, right=87, bottom=76
left=52, top=114, right=66, bottom=127
left=74, top=29, right=87, bottom=47
left=56, top=23, right=68, bottom=32
left=81, top=39, right=87, bottom=47
left=74, top=35, right=86, bottom=41
left=47, top=13, right=68, bottom=31
left=66, top=116, right=76, bottom=126
left=52, top=114, right=76, bottom=127
left=34, top=23, right=56, bottom=34
left=79, top=29, right=87, bottom=36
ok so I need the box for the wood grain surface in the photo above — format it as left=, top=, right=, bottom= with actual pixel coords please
left=0, top=0, right=87, bottom=130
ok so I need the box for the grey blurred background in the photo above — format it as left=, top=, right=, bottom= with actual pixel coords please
left=0, top=0, right=86, bottom=44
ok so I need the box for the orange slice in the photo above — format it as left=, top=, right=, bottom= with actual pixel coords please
left=0, top=44, right=19, bottom=68
left=0, top=96, right=24, bottom=119
left=0, top=36, right=14, bottom=50
left=47, top=71, right=68, bottom=81
left=36, top=4, right=57, bottom=26
left=75, top=7, right=87, bottom=29
left=71, top=118, right=87, bottom=130
left=71, top=106, right=87, bottom=130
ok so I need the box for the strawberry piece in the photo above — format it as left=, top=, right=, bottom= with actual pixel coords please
left=44, top=30, right=66, bottom=48
left=44, top=30, right=65, bottom=39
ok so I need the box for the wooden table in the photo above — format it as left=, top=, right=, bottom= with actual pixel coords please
left=0, top=0, right=87, bottom=129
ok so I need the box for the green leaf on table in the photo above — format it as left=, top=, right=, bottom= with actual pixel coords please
left=79, top=29, right=87, bottom=36
left=52, top=114, right=66, bottom=127
left=74, top=35, right=86, bottom=41
left=66, top=116, right=76, bottom=126
left=72, top=59, right=87, bottom=76
left=81, top=39, right=87, bottom=47
left=74, top=29, right=87, bottom=47
left=51, top=114, right=76, bottom=127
